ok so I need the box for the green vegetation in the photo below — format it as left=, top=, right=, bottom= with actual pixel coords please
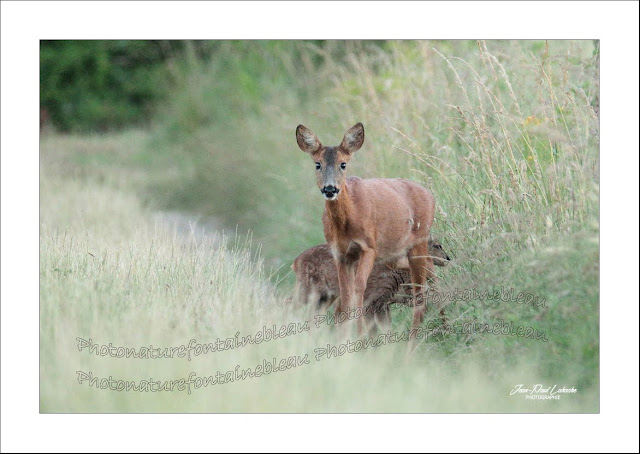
left=40, top=40, right=220, bottom=131
left=40, top=40, right=599, bottom=412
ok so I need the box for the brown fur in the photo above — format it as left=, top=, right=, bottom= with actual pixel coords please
left=296, top=123, right=438, bottom=341
left=292, top=239, right=450, bottom=335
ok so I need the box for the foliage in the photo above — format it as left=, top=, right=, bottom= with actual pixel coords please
left=40, top=40, right=216, bottom=131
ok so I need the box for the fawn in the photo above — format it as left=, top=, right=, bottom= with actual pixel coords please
left=292, top=238, right=450, bottom=334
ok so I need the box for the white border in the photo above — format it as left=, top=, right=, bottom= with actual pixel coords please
left=2, top=1, right=638, bottom=453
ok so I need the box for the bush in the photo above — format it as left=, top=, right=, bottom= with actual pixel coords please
left=39, top=40, right=217, bottom=132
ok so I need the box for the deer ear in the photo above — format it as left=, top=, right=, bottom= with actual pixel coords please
left=340, top=123, right=365, bottom=154
left=296, top=125, right=322, bottom=154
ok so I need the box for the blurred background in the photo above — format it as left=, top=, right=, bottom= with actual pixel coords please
left=40, top=40, right=599, bottom=412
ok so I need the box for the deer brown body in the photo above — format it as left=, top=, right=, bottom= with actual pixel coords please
left=292, top=239, right=450, bottom=334
left=295, top=123, right=438, bottom=339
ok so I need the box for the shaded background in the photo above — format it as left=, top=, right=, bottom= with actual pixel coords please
left=39, top=40, right=600, bottom=412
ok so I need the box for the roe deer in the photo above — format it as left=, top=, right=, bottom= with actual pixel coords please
left=292, top=238, right=450, bottom=335
left=295, top=123, right=437, bottom=341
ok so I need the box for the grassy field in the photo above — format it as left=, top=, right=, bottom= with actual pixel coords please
left=39, top=40, right=599, bottom=413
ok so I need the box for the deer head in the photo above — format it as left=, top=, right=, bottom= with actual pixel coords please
left=296, top=123, right=365, bottom=201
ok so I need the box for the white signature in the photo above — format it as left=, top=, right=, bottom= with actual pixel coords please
left=510, top=384, right=577, bottom=399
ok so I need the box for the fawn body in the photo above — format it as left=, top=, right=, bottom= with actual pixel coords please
left=295, top=123, right=437, bottom=338
left=292, top=239, right=450, bottom=334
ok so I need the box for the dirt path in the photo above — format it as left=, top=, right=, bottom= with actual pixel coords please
left=152, top=210, right=229, bottom=246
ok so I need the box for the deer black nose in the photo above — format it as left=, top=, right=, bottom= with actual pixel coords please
left=322, top=185, right=339, bottom=197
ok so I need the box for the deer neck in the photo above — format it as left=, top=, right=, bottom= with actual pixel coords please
left=325, top=182, right=354, bottom=230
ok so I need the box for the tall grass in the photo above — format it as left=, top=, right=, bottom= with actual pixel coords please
left=316, top=41, right=599, bottom=287
left=40, top=40, right=599, bottom=412
left=39, top=149, right=598, bottom=411
left=144, top=41, right=598, bottom=267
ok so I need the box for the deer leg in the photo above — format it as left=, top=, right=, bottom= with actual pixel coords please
left=407, top=241, right=433, bottom=342
left=423, top=247, right=444, bottom=325
left=362, top=296, right=390, bottom=337
left=363, top=303, right=378, bottom=337
left=363, top=282, right=393, bottom=337
left=335, top=260, right=355, bottom=339
left=373, top=302, right=391, bottom=335
left=353, top=248, right=376, bottom=336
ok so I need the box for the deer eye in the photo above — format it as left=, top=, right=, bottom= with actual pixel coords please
left=340, top=162, right=347, bottom=170
left=315, top=162, right=321, bottom=170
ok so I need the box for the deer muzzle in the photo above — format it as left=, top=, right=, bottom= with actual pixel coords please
left=321, top=185, right=340, bottom=200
